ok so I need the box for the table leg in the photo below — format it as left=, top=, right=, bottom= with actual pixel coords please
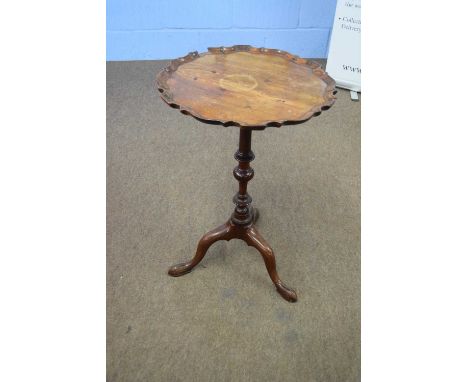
left=243, top=225, right=297, bottom=302
left=168, top=222, right=234, bottom=277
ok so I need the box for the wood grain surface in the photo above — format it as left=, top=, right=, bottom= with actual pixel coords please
left=156, top=45, right=336, bottom=128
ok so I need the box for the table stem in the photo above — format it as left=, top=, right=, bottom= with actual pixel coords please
left=231, top=128, right=255, bottom=225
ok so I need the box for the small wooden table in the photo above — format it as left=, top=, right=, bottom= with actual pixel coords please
left=156, top=45, right=336, bottom=302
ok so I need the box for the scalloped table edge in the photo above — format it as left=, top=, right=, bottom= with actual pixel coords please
left=156, top=45, right=337, bottom=129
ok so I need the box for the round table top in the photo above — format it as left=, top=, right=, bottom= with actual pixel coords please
left=156, top=45, right=336, bottom=128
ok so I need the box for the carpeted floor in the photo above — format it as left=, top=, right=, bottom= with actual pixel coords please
left=107, top=60, right=360, bottom=382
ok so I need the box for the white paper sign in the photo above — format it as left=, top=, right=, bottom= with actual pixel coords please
left=326, top=0, right=361, bottom=92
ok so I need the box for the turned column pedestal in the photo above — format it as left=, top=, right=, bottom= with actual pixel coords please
left=168, top=128, right=298, bottom=302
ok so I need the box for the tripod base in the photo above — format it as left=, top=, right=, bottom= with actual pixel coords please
left=168, top=209, right=297, bottom=303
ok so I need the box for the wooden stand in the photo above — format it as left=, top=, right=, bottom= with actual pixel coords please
left=168, top=128, right=298, bottom=302
left=158, top=45, right=337, bottom=302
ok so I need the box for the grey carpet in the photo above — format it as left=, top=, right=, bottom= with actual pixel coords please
left=107, top=60, right=360, bottom=382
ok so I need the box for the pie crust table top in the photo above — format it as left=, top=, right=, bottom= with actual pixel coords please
left=156, top=45, right=337, bottom=128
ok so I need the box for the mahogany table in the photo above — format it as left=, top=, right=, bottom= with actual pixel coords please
left=156, top=45, right=336, bottom=302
